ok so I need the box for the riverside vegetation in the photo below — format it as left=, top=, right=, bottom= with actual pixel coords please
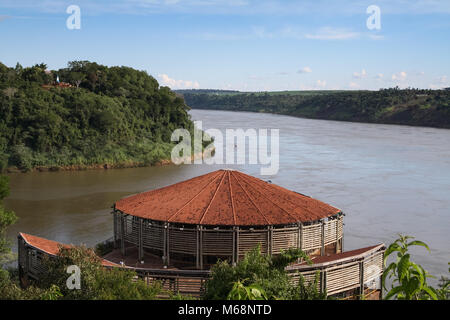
left=177, top=88, right=450, bottom=129
left=0, top=61, right=207, bottom=173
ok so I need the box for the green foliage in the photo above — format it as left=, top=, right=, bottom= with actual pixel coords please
left=41, top=245, right=161, bottom=300
left=0, top=175, right=9, bottom=200
left=180, top=88, right=450, bottom=129
left=0, top=61, right=201, bottom=172
left=94, top=239, right=114, bottom=256
left=204, top=245, right=325, bottom=300
left=436, top=267, right=450, bottom=300
left=0, top=176, right=17, bottom=264
left=382, top=234, right=444, bottom=300
left=227, top=280, right=268, bottom=300
left=290, top=271, right=327, bottom=300
left=0, top=267, right=62, bottom=300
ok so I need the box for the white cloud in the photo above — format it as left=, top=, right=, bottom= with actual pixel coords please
left=316, top=80, right=326, bottom=88
left=298, top=66, right=312, bottom=74
left=438, top=75, right=448, bottom=84
left=158, top=74, right=200, bottom=89
left=305, top=27, right=360, bottom=40
left=375, top=73, right=384, bottom=79
left=349, top=81, right=360, bottom=89
left=369, top=34, right=385, bottom=40
left=353, top=69, right=367, bottom=79
left=392, top=71, right=407, bottom=81
left=429, top=75, right=449, bottom=89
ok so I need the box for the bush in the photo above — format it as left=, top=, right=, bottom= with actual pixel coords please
left=41, top=245, right=161, bottom=300
left=383, top=234, right=449, bottom=300
left=204, top=245, right=322, bottom=300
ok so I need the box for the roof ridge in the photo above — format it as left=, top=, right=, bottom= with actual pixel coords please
left=241, top=173, right=326, bottom=220
left=236, top=172, right=299, bottom=222
left=228, top=171, right=237, bottom=225
left=232, top=171, right=271, bottom=225
left=167, top=170, right=222, bottom=222
left=199, top=170, right=227, bottom=224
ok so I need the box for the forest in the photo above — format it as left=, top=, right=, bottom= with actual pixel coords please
left=178, top=88, right=450, bottom=129
left=0, top=61, right=198, bottom=172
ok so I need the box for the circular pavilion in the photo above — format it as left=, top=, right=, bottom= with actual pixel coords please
left=113, top=169, right=344, bottom=269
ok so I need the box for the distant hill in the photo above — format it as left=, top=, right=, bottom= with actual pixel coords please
left=178, top=88, right=450, bottom=129
left=0, top=61, right=199, bottom=172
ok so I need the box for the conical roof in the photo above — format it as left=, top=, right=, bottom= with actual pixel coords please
left=115, top=169, right=341, bottom=226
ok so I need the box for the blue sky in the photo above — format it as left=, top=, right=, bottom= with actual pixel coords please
left=0, top=0, right=449, bottom=91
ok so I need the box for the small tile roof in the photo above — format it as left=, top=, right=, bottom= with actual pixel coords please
left=287, top=244, right=385, bottom=270
left=115, top=169, right=341, bottom=226
left=19, top=233, right=118, bottom=267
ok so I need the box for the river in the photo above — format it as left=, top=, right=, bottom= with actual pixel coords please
left=5, top=109, right=450, bottom=282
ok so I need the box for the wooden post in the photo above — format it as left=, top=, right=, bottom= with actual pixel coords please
left=335, top=216, right=339, bottom=253
left=299, top=223, right=303, bottom=251
left=359, top=261, right=365, bottom=299
left=320, top=268, right=326, bottom=294
left=113, top=211, right=118, bottom=249
left=138, top=218, right=143, bottom=262
left=236, top=227, right=240, bottom=262
left=120, top=213, right=125, bottom=256
left=196, top=226, right=200, bottom=269
left=199, top=226, right=203, bottom=270
left=232, top=227, right=236, bottom=266
left=163, top=223, right=167, bottom=268
left=268, top=226, right=273, bottom=255
left=320, top=219, right=325, bottom=256
left=167, top=223, right=170, bottom=266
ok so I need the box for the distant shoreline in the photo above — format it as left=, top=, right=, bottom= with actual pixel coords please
left=179, top=89, right=450, bottom=130
left=190, top=107, right=450, bottom=130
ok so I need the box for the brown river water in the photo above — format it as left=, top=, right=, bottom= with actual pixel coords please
left=5, top=109, right=450, bottom=282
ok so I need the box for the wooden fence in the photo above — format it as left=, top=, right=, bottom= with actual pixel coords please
left=115, top=211, right=344, bottom=268
left=17, top=233, right=383, bottom=299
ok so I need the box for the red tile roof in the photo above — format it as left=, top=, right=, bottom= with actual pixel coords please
left=19, top=233, right=118, bottom=267
left=115, top=169, right=341, bottom=226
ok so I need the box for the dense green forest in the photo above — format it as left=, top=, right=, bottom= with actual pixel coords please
left=178, top=88, right=450, bottom=129
left=0, top=61, right=198, bottom=172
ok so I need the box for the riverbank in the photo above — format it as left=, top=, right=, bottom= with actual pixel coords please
left=2, top=151, right=209, bottom=174
left=178, top=88, right=450, bottom=129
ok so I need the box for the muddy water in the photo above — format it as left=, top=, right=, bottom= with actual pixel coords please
left=5, top=109, right=450, bottom=281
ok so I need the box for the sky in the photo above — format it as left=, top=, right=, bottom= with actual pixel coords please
left=0, top=0, right=449, bottom=91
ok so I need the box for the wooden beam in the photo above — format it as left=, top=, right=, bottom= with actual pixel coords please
left=236, top=227, right=240, bottom=262
left=232, top=227, right=236, bottom=266
left=196, top=226, right=200, bottom=269
left=199, top=226, right=203, bottom=270
left=299, top=223, right=303, bottom=251
left=320, top=219, right=325, bottom=256
left=359, top=261, right=365, bottom=299
left=138, top=218, right=143, bottom=262
left=113, top=211, right=118, bottom=249
left=268, top=226, right=272, bottom=255
left=167, top=223, right=170, bottom=266
left=163, top=223, right=167, bottom=268
left=120, top=212, right=125, bottom=256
